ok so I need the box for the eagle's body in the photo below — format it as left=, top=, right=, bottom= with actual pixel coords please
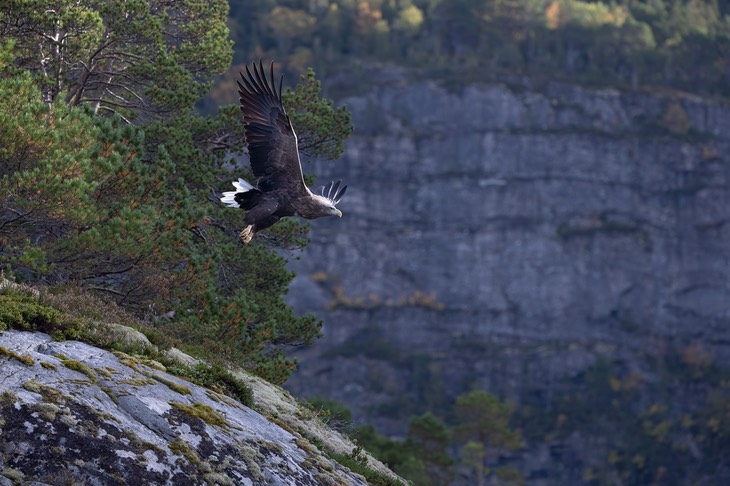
left=220, top=61, right=346, bottom=243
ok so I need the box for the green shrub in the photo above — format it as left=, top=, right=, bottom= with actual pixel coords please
left=165, top=362, right=253, bottom=408
left=0, top=294, right=83, bottom=340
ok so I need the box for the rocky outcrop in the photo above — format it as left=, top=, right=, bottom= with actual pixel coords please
left=285, top=65, right=730, bottom=433
left=0, top=329, right=402, bottom=485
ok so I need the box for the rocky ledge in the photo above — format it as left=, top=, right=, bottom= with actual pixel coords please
left=0, top=329, right=402, bottom=485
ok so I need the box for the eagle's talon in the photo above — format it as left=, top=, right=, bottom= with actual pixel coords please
left=240, top=225, right=254, bottom=244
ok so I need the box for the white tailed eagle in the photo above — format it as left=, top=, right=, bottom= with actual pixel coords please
left=220, top=61, right=347, bottom=244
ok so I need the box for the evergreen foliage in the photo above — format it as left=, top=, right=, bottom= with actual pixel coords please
left=323, top=393, right=518, bottom=485
left=349, top=353, right=730, bottom=485
left=0, top=1, right=352, bottom=384
left=453, top=390, right=522, bottom=451
left=1, top=0, right=232, bottom=118
left=405, top=412, right=454, bottom=485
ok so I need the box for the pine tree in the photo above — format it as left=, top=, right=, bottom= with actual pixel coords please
left=407, top=412, right=454, bottom=485
left=1, top=1, right=353, bottom=384
left=1, top=0, right=232, bottom=118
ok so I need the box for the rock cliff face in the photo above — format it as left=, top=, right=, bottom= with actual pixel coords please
left=285, top=66, right=730, bottom=433
left=0, top=329, right=401, bottom=485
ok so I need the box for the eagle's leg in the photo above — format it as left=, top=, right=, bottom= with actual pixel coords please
left=239, top=225, right=254, bottom=244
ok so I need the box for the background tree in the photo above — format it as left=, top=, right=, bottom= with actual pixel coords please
left=460, top=441, right=487, bottom=486
left=406, top=412, right=454, bottom=485
left=454, top=390, right=523, bottom=484
left=215, top=0, right=730, bottom=98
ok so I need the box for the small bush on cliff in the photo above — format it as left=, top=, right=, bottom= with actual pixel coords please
left=166, top=362, right=254, bottom=407
left=0, top=291, right=82, bottom=340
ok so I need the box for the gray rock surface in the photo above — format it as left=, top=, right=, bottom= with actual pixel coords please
left=285, top=68, right=730, bottom=433
left=0, top=330, right=383, bottom=485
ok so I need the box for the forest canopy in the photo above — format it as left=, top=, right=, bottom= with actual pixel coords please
left=216, top=0, right=730, bottom=102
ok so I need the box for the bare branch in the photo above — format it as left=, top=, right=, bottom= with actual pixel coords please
left=0, top=203, right=42, bottom=231
left=88, top=286, right=126, bottom=297
left=96, top=105, right=132, bottom=124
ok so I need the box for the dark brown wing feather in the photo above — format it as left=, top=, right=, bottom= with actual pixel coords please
left=237, top=61, right=306, bottom=195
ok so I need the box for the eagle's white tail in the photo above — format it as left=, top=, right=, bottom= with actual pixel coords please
left=220, top=178, right=254, bottom=208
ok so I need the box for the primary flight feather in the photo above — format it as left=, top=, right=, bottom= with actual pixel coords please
left=220, top=60, right=347, bottom=244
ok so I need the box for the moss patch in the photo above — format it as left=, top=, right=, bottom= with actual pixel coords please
left=171, top=402, right=227, bottom=428
left=94, top=367, right=113, bottom=379
left=140, top=358, right=166, bottom=372
left=40, top=361, right=58, bottom=371
left=22, top=380, right=42, bottom=393
left=120, top=377, right=156, bottom=387
left=60, top=358, right=98, bottom=383
left=295, top=437, right=318, bottom=455
left=22, top=381, right=67, bottom=404
left=0, top=467, right=25, bottom=483
left=0, top=345, right=34, bottom=366
left=112, top=351, right=141, bottom=371
left=99, top=386, right=119, bottom=405
left=0, top=390, right=18, bottom=407
left=203, top=472, right=233, bottom=486
left=169, top=437, right=200, bottom=465
left=34, top=402, right=61, bottom=421
left=237, top=443, right=264, bottom=482
left=148, top=373, right=191, bottom=395
left=256, top=439, right=283, bottom=454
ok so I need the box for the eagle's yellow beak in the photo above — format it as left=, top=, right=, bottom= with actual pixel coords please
left=335, top=209, right=342, bottom=218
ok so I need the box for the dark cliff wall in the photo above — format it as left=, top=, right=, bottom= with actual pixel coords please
left=285, top=66, right=730, bottom=435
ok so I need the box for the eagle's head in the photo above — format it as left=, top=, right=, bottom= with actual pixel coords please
left=309, top=179, right=347, bottom=219
left=312, top=196, right=342, bottom=218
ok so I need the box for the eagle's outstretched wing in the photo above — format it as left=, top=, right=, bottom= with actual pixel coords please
left=237, top=61, right=306, bottom=195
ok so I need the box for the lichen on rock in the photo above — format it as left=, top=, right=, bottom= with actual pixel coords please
left=0, top=330, right=402, bottom=485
